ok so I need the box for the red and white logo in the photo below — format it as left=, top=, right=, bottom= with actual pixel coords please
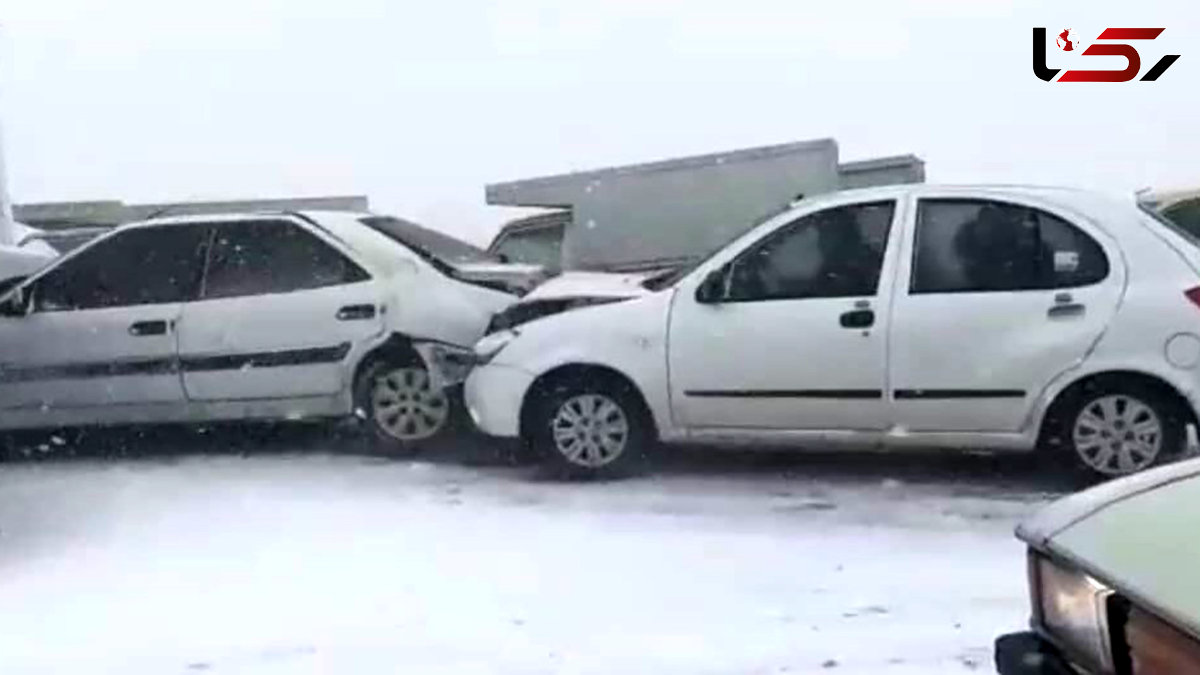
left=1033, top=27, right=1180, bottom=82
left=1055, top=28, right=1079, bottom=52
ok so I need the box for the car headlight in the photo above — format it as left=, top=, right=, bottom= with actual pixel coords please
left=1034, top=553, right=1116, bottom=673
left=413, top=341, right=476, bottom=389
left=473, top=329, right=519, bottom=366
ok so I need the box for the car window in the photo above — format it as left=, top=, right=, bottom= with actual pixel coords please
left=1160, top=198, right=1200, bottom=241
left=724, top=201, right=895, bottom=301
left=492, top=228, right=564, bottom=270
left=202, top=220, right=370, bottom=299
left=33, top=225, right=209, bottom=312
left=911, top=199, right=1109, bottom=294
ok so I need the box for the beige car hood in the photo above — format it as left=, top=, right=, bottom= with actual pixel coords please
left=1018, top=458, right=1200, bottom=634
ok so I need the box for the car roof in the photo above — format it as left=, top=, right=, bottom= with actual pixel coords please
left=746, top=184, right=1140, bottom=239
left=121, top=185, right=1136, bottom=231
left=125, top=209, right=371, bottom=228
left=833, top=182, right=1132, bottom=205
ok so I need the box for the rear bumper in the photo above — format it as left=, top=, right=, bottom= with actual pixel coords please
left=995, top=632, right=1078, bottom=675
left=463, top=363, right=535, bottom=438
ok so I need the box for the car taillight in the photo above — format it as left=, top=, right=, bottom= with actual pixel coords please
left=1184, top=287, right=1200, bottom=310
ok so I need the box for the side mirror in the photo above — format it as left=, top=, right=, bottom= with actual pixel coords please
left=0, top=286, right=28, bottom=317
left=695, top=269, right=727, bottom=304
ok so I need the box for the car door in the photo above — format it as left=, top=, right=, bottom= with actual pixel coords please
left=0, top=224, right=209, bottom=414
left=888, top=195, right=1123, bottom=433
left=667, top=199, right=900, bottom=430
left=177, top=218, right=385, bottom=401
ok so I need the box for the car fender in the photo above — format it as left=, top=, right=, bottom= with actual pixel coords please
left=492, top=291, right=676, bottom=438
left=1026, top=356, right=1200, bottom=439
left=1024, top=282, right=1200, bottom=439
left=380, top=266, right=515, bottom=347
left=367, top=267, right=517, bottom=387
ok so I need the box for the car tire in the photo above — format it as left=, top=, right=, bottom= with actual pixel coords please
left=352, top=359, right=462, bottom=455
left=1060, top=381, right=1186, bottom=479
left=529, top=375, right=653, bottom=480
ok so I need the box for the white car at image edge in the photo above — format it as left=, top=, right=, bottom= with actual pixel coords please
left=466, top=184, right=1200, bottom=478
left=0, top=211, right=541, bottom=450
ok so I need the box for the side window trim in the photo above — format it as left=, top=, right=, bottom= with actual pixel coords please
left=721, top=199, right=898, bottom=303
left=908, top=197, right=1111, bottom=295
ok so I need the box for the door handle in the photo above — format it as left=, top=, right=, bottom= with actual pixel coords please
left=129, top=320, right=169, bottom=337
left=839, top=309, right=875, bottom=329
left=1047, top=291, right=1085, bottom=318
left=1047, top=303, right=1086, bottom=318
left=336, top=304, right=377, bottom=321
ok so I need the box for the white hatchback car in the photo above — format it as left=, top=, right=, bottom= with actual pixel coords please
left=0, top=211, right=537, bottom=450
left=466, top=184, right=1200, bottom=478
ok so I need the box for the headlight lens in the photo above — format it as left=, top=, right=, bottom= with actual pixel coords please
left=1035, top=554, right=1115, bottom=672
left=413, top=342, right=476, bottom=389
left=473, top=329, right=518, bottom=365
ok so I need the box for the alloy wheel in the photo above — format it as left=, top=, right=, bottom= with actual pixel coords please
left=551, top=393, right=630, bottom=468
left=1072, top=394, right=1163, bottom=476
left=370, top=367, right=450, bottom=441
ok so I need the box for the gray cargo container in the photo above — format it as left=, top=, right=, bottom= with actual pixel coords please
left=486, top=139, right=923, bottom=272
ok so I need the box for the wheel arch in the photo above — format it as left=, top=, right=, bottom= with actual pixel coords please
left=351, top=333, right=425, bottom=386
left=519, top=362, right=660, bottom=441
left=1036, top=368, right=1199, bottom=448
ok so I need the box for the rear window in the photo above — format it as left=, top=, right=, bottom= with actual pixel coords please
left=1162, top=199, right=1200, bottom=240
left=360, top=216, right=498, bottom=267
left=1144, top=203, right=1200, bottom=248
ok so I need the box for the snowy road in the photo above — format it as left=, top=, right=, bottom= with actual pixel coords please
left=0, top=430, right=1065, bottom=674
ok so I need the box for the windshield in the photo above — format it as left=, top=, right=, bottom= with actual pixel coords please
left=639, top=241, right=727, bottom=290
left=641, top=201, right=802, bottom=290
left=359, top=215, right=499, bottom=267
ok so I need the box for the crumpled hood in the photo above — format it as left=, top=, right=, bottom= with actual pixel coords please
left=521, top=270, right=657, bottom=302
left=484, top=270, right=663, bottom=334
left=449, top=261, right=548, bottom=295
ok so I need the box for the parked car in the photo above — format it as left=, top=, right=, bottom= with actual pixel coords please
left=0, top=211, right=541, bottom=450
left=465, top=184, right=1200, bottom=478
left=996, top=457, right=1200, bottom=674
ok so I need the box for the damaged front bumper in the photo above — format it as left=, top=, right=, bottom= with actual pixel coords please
left=413, top=340, right=478, bottom=390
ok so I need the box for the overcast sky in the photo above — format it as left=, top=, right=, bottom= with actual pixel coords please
left=2, top=0, right=1196, bottom=244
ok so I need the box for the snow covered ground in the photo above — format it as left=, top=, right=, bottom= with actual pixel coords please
left=0, top=431, right=1065, bottom=674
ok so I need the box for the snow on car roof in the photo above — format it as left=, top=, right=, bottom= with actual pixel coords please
left=128, top=209, right=370, bottom=228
